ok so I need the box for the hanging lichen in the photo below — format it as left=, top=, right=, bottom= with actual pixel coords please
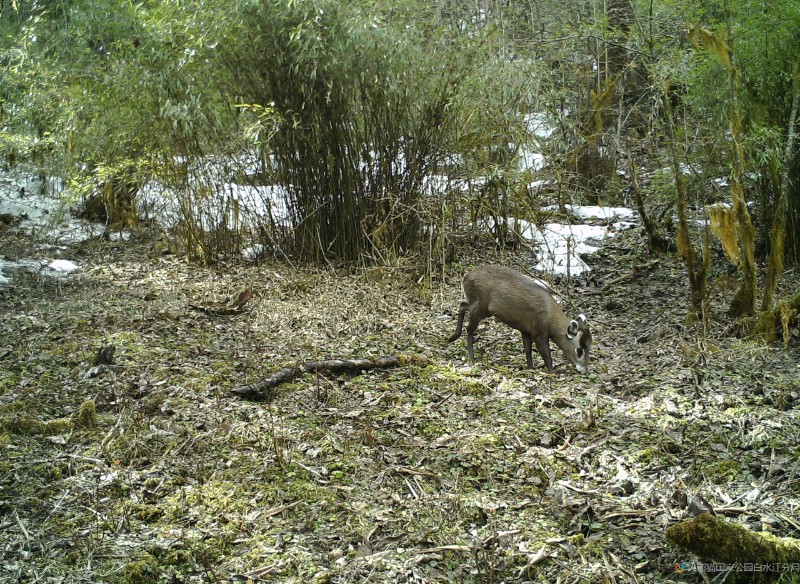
left=706, top=203, right=740, bottom=265
left=728, top=179, right=757, bottom=317
left=687, top=26, right=730, bottom=68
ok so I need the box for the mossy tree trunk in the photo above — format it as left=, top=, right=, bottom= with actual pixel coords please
left=664, top=87, right=707, bottom=320
left=725, top=0, right=758, bottom=318
left=577, top=0, right=637, bottom=202
left=758, top=289, right=800, bottom=344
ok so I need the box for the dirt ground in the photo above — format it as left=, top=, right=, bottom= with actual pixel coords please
left=1, top=225, right=799, bottom=583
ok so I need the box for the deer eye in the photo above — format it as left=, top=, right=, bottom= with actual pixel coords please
left=576, top=347, right=585, bottom=359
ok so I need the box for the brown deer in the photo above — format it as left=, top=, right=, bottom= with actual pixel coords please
left=448, top=265, right=591, bottom=373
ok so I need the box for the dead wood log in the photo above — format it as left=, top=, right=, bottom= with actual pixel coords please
left=665, top=513, right=800, bottom=583
left=231, top=354, right=428, bottom=400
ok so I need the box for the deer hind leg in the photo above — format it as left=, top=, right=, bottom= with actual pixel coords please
left=465, top=307, right=486, bottom=363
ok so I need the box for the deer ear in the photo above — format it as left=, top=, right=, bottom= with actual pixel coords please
left=577, top=313, right=587, bottom=323
left=567, top=319, right=579, bottom=339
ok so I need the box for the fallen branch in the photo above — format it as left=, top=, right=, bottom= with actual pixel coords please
left=518, top=545, right=552, bottom=579
left=261, top=500, right=300, bottom=519
left=412, top=545, right=472, bottom=554
left=231, top=354, right=428, bottom=400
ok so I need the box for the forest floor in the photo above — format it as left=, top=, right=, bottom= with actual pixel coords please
left=1, top=224, right=799, bottom=584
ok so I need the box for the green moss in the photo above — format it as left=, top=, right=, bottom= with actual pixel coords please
left=462, top=378, right=492, bottom=398
left=637, top=448, right=656, bottom=464
left=193, top=542, right=226, bottom=566
left=120, top=553, right=160, bottom=584
left=0, top=373, right=20, bottom=394
left=240, top=534, right=288, bottom=564
left=724, top=406, right=750, bottom=417
left=708, top=459, right=740, bottom=483
left=127, top=501, right=163, bottom=523
left=667, top=513, right=800, bottom=583
left=3, top=416, right=47, bottom=435
left=143, top=476, right=162, bottom=490
left=46, top=418, right=74, bottom=434
left=568, top=533, right=585, bottom=546
left=0, top=400, right=26, bottom=414
left=418, top=422, right=446, bottom=437
left=475, top=434, right=501, bottom=449
left=50, top=464, right=64, bottom=480
left=165, top=480, right=255, bottom=524
left=141, top=393, right=166, bottom=414
left=1, top=406, right=74, bottom=435
left=75, top=400, right=97, bottom=428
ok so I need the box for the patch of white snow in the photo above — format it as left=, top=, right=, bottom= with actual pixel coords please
left=47, top=259, right=78, bottom=273
left=523, top=113, right=557, bottom=139
left=517, top=145, right=545, bottom=172
left=480, top=206, right=638, bottom=276
left=542, top=204, right=637, bottom=221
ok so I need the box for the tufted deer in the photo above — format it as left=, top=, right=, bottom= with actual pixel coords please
left=448, top=265, right=591, bottom=373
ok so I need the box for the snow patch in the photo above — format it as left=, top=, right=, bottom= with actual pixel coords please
left=517, top=145, right=545, bottom=172
left=0, top=168, right=105, bottom=243
left=47, top=259, right=79, bottom=273
left=523, top=113, right=556, bottom=139
left=543, top=204, right=637, bottom=221
left=138, top=180, right=291, bottom=232
left=422, top=175, right=484, bottom=196
left=481, top=205, right=638, bottom=276
left=0, top=257, right=80, bottom=285
left=527, top=179, right=552, bottom=190
left=242, top=244, right=266, bottom=261
left=109, top=231, right=131, bottom=242
left=531, top=222, right=614, bottom=276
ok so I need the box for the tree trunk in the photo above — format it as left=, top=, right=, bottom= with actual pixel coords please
left=628, top=147, right=674, bottom=253
left=664, top=88, right=707, bottom=319
left=759, top=58, right=800, bottom=328
left=757, top=289, right=800, bottom=343
left=725, top=0, right=758, bottom=318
